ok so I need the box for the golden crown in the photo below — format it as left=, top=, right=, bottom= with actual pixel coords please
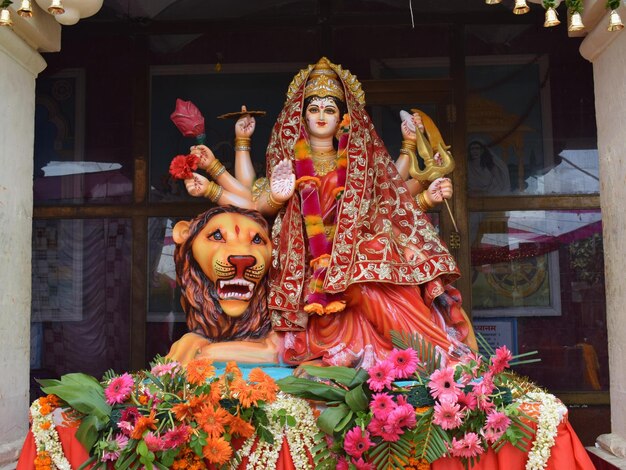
left=303, top=57, right=345, bottom=102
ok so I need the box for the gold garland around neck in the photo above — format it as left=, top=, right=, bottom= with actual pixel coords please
left=312, top=148, right=338, bottom=176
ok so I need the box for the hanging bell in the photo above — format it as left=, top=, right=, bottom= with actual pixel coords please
left=17, top=0, right=33, bottom=18
left=544, top=7, right=560, bottom=27
left=608, top=9, right=624, bottom=32
left=0, top=8, right=12, bottom=27
left=48, top=0, right=65, bottom=15
left=513, top=0, right=530, bottom=15
left=568, top=11, right=585, bottom=32
left=485, top=0, right=502, bottom=4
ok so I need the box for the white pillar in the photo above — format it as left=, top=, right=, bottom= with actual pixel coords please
left=0, top=6, right=59, bottom=469
left=580, top=0, right=626, bottom=464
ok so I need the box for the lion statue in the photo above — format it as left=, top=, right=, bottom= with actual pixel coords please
left=166, top=205, right=280, bottom=365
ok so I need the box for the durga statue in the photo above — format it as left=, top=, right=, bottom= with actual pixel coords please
left=167, top=57, right=477, bottom=369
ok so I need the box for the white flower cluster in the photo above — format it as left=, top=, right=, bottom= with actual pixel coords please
left=524, top=392, right=563, bottom=470
left=30, top=399, right=72, bottom=470
left=235, top=392, right=317, bottom=470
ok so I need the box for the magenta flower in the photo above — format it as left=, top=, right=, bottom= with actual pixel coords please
left=388, top=348, right=419, bottom=378
left=428, top=367, right=462, bottom=403
left=162, top=425, right=190, bottom=449
left=104, top=373, right=134, bottom=405
left=144, top=432, right=166, bottom=452
left=370, top=393, right=396, bottom=420
left=351, top=457, right=375, bottom=470
left=456, top=391, right=478, bottom=411
left=381, top=421, right=403, bottom=442
left=343, top=427, right=373, bottom=459
left=367, top=360, right=394, bottom=392
left=367, top=416, right=387, bottom=438
left=388, top=404, right=416, bottom=429
left=432, top=400, right=463, bottom=430
left=490, top=346, right=513, bottom=374
left=336, top=456, right=350, bottom=470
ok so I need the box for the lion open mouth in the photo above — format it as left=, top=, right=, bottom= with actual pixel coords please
left=217, top=279, right=255, bottom=301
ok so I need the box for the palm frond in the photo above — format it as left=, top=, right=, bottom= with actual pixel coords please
left=412, top=409, right=450, bottom=463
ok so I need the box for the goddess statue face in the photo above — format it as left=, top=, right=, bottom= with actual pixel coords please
left=304, top=97, right=341, bottom=140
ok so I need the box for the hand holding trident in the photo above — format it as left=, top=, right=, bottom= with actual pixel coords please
left=400, top=109, right=461, bottom=248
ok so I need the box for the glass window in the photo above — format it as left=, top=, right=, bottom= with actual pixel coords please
left=34, top=71, right=133, bottom=205
left=31, top=219, right=131, bottom=394
left=470, top=210, right=607, bottom=391
left=146, top=217, right=188, bottom=360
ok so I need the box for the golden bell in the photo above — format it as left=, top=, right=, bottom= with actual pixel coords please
left=485, top=0, right=502, bottom=4
left=544, top=7, right=560, bottom=27
left=568, top=11, right=585, bottom=32
left=608, top=10, right=624, bottom=32
left=48, top=0, right=65, bottom=15
left=513, top=0, right=530, bottom=15
left=0, top=8, right=12, bottom=27
left=17, top=0, right=33, bottom=18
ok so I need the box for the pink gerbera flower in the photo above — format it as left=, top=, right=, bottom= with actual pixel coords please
left=336, top=456, right=350, bottom=470
left=101, top=433, right=128, bottom=462
left=144, top=432, right=166, bottom=452
left=388, top=348, right=419, bottom=379
left=490, top=346, right=513, bottom=374
left=105, top=373, right=134, bottom=405
left=388, top=404, right=416, bottom=429
left=485, top=411, right=511, bottom=431
left=432, top=400, right=463, bottom=430
left=370, top=393, right=397, bottom=420
left=367, top=360, right=395, bottom=392
left=450, top=432, right=484, bottom=458
left=482, top=426, right=505, bottom=444
left=351, top=457, right=375, bottom=470
left=381, top=421, right=403, bottom=442
left=456, top=391, right=478, bottom=411
left=151, top=362, right=180, bottom=377
left=367, top=416, right=387, bottom=438
left=163, top=425, right=191, bottom=449
left=428, top=367, right=462, bottom=403
left=343, top=427, right=373, bottom=459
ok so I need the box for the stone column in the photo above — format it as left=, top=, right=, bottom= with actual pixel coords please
left=0, top=7, right=59, bottom=469
left=580, top=0, right=626, bottom=466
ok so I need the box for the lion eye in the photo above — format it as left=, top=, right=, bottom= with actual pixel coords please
left=210, top=230, right=224, bottom=241
left=252, top=233, right=264, bottom=245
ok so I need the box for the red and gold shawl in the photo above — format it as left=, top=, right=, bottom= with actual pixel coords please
left=265, top=59, right=460, bottom=332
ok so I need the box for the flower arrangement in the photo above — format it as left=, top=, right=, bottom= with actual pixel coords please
left=35, top=356, right=280, bottom=469
left=277, top=331, right=542, bottom=470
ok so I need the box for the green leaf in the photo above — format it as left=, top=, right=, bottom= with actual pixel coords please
left=300, top=365, right=361, bottom=387
left=317, top=404, right=350, bottom=435
left=143, top=371, right=165, bottom=391
left=75, top=415, right=100, bottom=451
left=333, top=410, right=354, bottom=433
left=286, top=415, right=297, bottom=427
left=77, top=455, right=97, bottom=470
left=38, top=373, right=111, bottom=421
left=137, top=440, right=148, bottom=457
left=345, top=384, right=369, bottom=412
left=256, top=424, right=275, bottom=444
left=276, top=376, right=347, bottom=402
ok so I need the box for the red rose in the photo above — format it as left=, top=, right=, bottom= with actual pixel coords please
left=170, top=99, right=205, bottom=138
left=169, top=154, right=200, bottom=180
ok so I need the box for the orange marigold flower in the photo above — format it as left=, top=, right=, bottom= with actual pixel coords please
left=186, top=358, right=215, bottom=385
left=230, top=377, right=257, bottom=408
left=45, top=394, right=61, bottom=407
left=228, top=415, right=255, bottom=439
left=39, top=404, right=52, bottom=416
left=195, top=404, right=230, bottom=438
left=138, top=395, right=150, bottom=405
left=130, top=410, right=157, bottom=439
left=39, top=421, right=51, bottom=430
left=203, top=436, right=233, bottom=465
left=34, top=451, right=52, bottom=470
left=225, top=361, right=242, bottom=378
left=415, top=406, right=431, bottom=414
left=208, top=381, right=222, bottom=404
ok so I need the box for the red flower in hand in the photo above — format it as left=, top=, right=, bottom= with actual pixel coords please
left=169, top=154, right=199, bottom=180
left=170, top=99, right=205, bottom=139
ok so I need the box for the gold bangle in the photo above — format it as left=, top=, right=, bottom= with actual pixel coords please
left=204, top=182, right=223, bottom=203
left=417, top=191, right=434, bottom=212
left=401, top=140, right=417, bottom=151
left=234, top=145, right=251, bottom=152
left=235, top=137, right=251, bottom=147
left=206, top=159, right=226, bottom=180
left=266, top=191, right=284, bottom=210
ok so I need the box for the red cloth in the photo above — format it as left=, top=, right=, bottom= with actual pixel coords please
left=17, top=420, right=594, bottom=470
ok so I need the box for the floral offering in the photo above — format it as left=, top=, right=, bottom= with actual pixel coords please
left=34, top=357, right=280, bottom=469
left=277, top=332, right=542, bottom=470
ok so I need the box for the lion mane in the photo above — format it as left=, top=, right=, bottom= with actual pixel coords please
left=174, top=205, right=272, bottom=342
